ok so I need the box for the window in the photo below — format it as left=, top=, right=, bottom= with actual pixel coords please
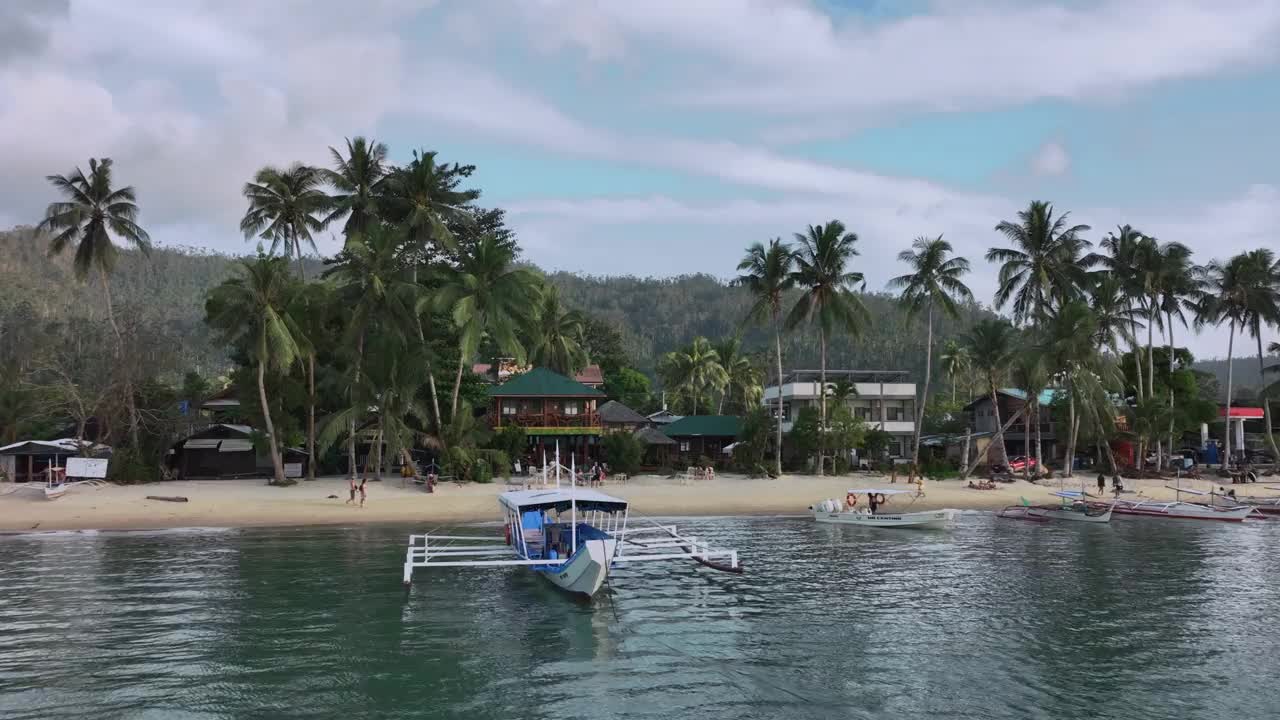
left=680, top=441, right=690, bottom=452
left=563, top=401, right=580, bottom=416
left=855, top=406, right=874, bottom=421
left=886, top=406, right=903, bottom=422
left=887, top=438, right=903, bottom=457
left=502, top=402, right=518, bottom=416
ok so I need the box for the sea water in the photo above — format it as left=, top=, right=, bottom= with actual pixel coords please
left=2, top=515, right=1278, bottom=719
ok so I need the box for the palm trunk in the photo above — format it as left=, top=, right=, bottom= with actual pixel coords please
left=1064, top=389, right=1076, bottom=478
left=100, top=268, right=140, bottom=448
left=1258, top=332, right=1280, bottom=463
left=450, top=356, right=465, bottom=422
left=349, top=332, right=364, bottom=479
left=307, top=353, right=316, bottom=481
left=374, top=414, right=384, bottom=481
left=989, top=379, right=1009, bottom=469
left=412, top=312, right=444, bottom=433
left=257, top=360, right=287, bottom=485
left=1166, top=312, right=1177, bottom=465
left=911, top=301, right=933, bottom=479
left=1224, top=318, right=1236, bottom=466
left=1132, top=311, right=1145, bottom=403
left=818, top=327, right=827, bottom=476
left=774, top=313, right=784, bottom=478
left=1023, top=403, right=1031, bottom=482
left=1034, top=403, right=1043, bottom=473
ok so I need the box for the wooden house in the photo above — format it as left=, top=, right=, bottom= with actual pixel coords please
left=488, top=367, right=606, bottom=463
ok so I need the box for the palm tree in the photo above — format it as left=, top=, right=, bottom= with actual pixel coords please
left=787, top=220, right=869, bottom=475
left=1152, top=241, right=1197, bottom=461
left=1193, top=254, right=1255, bottom=465
left=736, top=238, right=795, bottom=477
left=658, top=337, right=728, bottom=415
left=1010, top=350, right=1048, bottom=481
left=714, top=336, right=763, bottom=415
left=380, top=149, right=479, bottom=262
left=527, top=285, right=589, bottom=375
left=1237, top=249, right=1280, bottom=462
left=38, top=157, right=151, bottom=447
left=964, top=319, right=1016, bottom=471
left=1097, top=225, right=1151, bottom=402
left=205, top=255, right=307, bottom=485
left=288, top=281, right=332, bottom=481
left=888, top=235, right=974, bottom=476
left=826, top=379, right=858, bottom=406
left=988, top=201, right=1092, bottom=325
left=323, top=136, right=389, bottom=239
left=240, top=163, right=330, bottom=279
left=326, top=224, right=420, bottom=473
left=1039, top=301, right=1117, bottom=478
left=939, top=340, right=971, bottom=404
left=435, top=234, right=538, bottom=418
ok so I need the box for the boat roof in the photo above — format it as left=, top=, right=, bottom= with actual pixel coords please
left=1052, top=490, right=1086, bottom=499
left=848, top=488, right=914, bottom=496
left=499, top=488, right=628, bottom=513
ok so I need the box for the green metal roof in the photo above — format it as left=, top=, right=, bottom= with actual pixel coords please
left=662, top=415, right=742, bottom=438
left=487, top=367, right=605, bottom=398
left=999, top=388, right=1059, bottom=406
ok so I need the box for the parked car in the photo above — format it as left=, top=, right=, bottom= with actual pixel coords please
left=1008, top=456, right=1038, bottom=473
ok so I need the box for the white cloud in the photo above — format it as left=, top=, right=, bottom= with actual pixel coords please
left=1030, top=140, right=1071, bottom=177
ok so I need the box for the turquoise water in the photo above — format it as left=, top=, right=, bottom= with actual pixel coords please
left=2, top=516, right=1279, bottom=719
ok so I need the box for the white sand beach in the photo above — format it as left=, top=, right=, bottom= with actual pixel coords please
left=3, top=473, right=1271, bottom=533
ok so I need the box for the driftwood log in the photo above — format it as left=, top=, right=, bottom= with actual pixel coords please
left=146, top=495, right=189, bottom=503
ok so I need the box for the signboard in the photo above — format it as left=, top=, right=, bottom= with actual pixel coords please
left=66, top=457, right=109, bottom=479
left=284, top=463, right=303, bottom=478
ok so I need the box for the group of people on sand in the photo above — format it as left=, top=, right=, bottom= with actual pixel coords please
left=582, top=462, right=608, bottom=487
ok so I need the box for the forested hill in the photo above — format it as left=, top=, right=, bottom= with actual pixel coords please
left=545, top=271, right=997, bottom=380
left=4, top=225, right=1266, bottom=390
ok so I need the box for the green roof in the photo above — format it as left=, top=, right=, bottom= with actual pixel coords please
left=662, top=415, right=742, bottom=438
left=488, top=367, right=605, bottom=398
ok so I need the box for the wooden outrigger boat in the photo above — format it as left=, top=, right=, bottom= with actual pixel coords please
left=402, top=487, right=741, bottom=597
left=1112, top=496, right=1254, bottom=522
left=1193, top=486, right=1280, bottom=517
left=809, top=488, right=958, bottom=529
left=997, top=490, right=1114, bottom=524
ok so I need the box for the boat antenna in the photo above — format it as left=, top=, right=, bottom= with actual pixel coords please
left=555, top=441, right=561, bottom=489
left=570, top=450, right=577, bottom=555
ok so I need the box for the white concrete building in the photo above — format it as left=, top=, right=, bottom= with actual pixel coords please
left=762, top=370, right=917, bottom=458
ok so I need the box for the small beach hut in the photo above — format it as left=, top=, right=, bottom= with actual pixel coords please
left=662, top=416, right=742, bottom=465
left=0, top=439, right=112, bottom=483
left=598, top=400, right=650, bottom=432
left=168, top=424, right=308, bottom=480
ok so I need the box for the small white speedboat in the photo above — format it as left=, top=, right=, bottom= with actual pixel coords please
left=810, top=489, right=958, bottom=529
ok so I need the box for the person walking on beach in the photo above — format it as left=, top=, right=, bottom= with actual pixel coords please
left=346, top=475, right=357, bottom=505
left=1096, top=474, right=1106, bottom=494
left=359, top=478, right=367, bottom=508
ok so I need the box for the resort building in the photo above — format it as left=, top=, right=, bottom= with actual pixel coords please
left=487, top=367, right=605, bottom=462
left=763, top=370, right=917, bottom=458
left=597, top=400, right=650, bottom=433
left=963, top=389, right=1060, bottom=464
left=167, top=424, right=308, bottom=480
left=662, top=415, right=743, bottom=465
left=473, top=358, right=604, bottom=389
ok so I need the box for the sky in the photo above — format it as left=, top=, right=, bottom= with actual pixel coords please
left=3, top=0, right=1280, bottom=360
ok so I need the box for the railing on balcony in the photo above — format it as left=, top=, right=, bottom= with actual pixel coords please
left=495, top=411, right=601, bottom=429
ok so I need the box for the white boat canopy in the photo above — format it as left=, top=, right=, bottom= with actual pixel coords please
left=499, top=488, right=629, bottom=514
left=1053, top=490, right=1086, bottom=499
left=847, top=488, right=915, bottom=496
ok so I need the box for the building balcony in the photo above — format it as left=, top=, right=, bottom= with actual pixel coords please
left=493, top=411, right=602, bottom=433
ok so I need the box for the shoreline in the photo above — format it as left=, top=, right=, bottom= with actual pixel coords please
left=2, top=473, right=1270, bottom=534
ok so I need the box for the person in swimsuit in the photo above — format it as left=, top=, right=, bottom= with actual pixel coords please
left=346, top=476, right=357, bottom=505
left=359, top=478, right=367, bottom=508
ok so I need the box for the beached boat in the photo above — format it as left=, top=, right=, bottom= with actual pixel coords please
left=1192, top=487, right=1280, bottom=516
left=810, top=488, right=958, bottom=529
left=1111, top=497, right=1254, bottom=522
left=401, top=487, right=741, bottom=596
left=998, top=490, right=1113, bottom=523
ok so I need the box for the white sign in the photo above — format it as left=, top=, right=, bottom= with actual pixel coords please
left=66, top=457, right=109, bottom=479
left=284, top=462, right=303, bottom=478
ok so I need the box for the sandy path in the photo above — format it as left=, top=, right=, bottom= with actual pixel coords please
left=2, top=473, right=1272, bottom=533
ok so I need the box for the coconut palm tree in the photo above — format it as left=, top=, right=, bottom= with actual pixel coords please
left=1193, top=254, right=1255, bottom=465
left=380, top=149, right=479, bottom=262
left=714, top=336, right=763, bottom=415
left=527, top=285, right=589, bottom=375
left=435, top=234, right=538, bottom=418
left=1010, top=350, right=1049, bottom=481
left=1097, top=225, right=1152, bottom=402
left=736, top=238, right=796, bottom=477
left=888, top=235, right=974, bottom=475
left=787, top=220, right=869, bottom=475
left=1151, top=241, right=1197, bottom=461
left=1237, top=249, right=1280, bottom=462
left=826, top=379, right=859, bottom=406
left=964, top=319, right=1016, bottom=470
left=205, top=255, right=307, bottom=485
left=239, top=163, right=330, bottom=279
left=288, top=281, right=333, bottom=481
left=658, top=337, right=728, bottom=416
left=38, top=157, right=151, bottom=447
left=326, top=224, right=420, bottom=473
left=1039, top=301, right=1117, bottom=478
left=323, top=136, right=389, bottom=239
left=988, top=201, right=1092, bottom=325
left=939, top=340, right=972, bottom=404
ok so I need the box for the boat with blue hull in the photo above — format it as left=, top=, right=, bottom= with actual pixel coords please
left=402, top=488, right=741, bottom=597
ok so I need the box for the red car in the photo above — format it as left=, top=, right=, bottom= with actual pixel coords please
left=1008, top=456, right=1038, bottom=473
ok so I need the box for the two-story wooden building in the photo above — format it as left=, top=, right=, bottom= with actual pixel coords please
left=488, top=367, right=606, bottom=464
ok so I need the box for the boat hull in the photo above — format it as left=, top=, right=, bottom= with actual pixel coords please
left=538, top=538, right=618, bottom=597
left=1000, top=503, right=1113, bottom=523
left=811, top=509, right=957, bottom=529
left=44, top=484, right=66, bottom=501
left=1112, top=503, right=1253, bottom=522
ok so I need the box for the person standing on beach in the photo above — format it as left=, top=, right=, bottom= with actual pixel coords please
left=346, top=476, right=357, bottom=505
left=359, top=478, right=367, bottom=508
left=1096, top=474, right=1105, bottom=494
